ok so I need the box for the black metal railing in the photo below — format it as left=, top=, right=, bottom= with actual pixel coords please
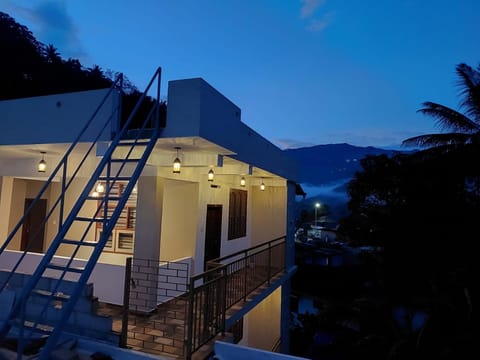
left=186, top=236, right=286, bottom=359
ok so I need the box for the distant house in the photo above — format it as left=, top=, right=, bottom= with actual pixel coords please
left=0, top=70, right=302, bottom=359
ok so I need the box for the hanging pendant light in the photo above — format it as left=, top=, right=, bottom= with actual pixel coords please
left=173, top=147, right=181, bottom=173
left=95, top=182, right=105, bottom=193
left=260, top=178, right=265, bottom=191
left=240, top=177, right=246, bottom=187
left=208, top=168, right=214, bottom=182
left=38, top=151, right=47, bottom=173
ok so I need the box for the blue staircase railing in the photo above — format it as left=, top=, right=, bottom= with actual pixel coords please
left=0, top=67, right=163, bottom=359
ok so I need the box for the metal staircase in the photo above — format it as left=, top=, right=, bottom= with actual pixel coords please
left=0, top=67, right=163, bottom=359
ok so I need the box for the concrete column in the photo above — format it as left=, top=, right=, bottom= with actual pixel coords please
left=285, top=180, right=296, bottom=269
left=0, top=177, right=14, bottom=244
left=130, top=176, right=164, bottom=313
left=280, top=180, right=297, bottom=353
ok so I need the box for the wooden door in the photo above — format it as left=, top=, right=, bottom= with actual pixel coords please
left=21, top=199, right=47, bottom=253
left=204, top=205, right=222, bottom=270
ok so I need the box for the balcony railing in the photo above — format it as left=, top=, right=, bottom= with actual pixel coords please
left=186, top=236, right=286, bottom=359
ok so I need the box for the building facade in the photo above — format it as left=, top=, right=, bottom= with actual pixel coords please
left=0, top=70, right=300, bottom=359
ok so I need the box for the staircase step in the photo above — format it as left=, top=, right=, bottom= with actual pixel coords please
left=61, top=239, right=97, bottom=247
left=98, top=176, right=132, bottom=181
left=86, top=195, right=122, bottom=201
left=10, top=319, right=54, bottom=335
left=110, top=158, right=141, bottom=163
left=75, top=217, right=106, bottom=222
left=46, top=263, right=84, bottom=274
left=117, top=140, right=150, bottom=146
left=32, top=289, right=70, bottom=302
left=0, top=72, right=162, bottom=359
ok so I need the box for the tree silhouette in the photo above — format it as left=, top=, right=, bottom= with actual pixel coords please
left=44, top=44, right=61, bottom=64
left=0, top=12, right=113, bottom=99
left=0, top=11, right=167, bottom=129
left=0, top=12, right=44, bottom=99
left=403, top=63, right=480, bottom=150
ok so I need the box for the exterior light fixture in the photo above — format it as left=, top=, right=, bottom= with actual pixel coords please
left=315, top=202, right=321, bottom=226
left=173, top=147, right=181, bottom=173
left=208, top=168, right=214, bottom=182
left=91, top=190, right=99, bottom=198
left=240, top=177, right=246, bottom=187
left=38, top=151, right=47, bottom=173
left=260, top=179, right=265, bottom=191
left=95, top=182, right=105, bottom=194
left=132, top=182, right=138, bottom=193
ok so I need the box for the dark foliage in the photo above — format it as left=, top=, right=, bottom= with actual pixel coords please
left=339, top=146, right=480, bottom=294
left=0, top=12, right=112, bottom=100
left=316, top=62, right=480, bottom=359
left=0, top=11, right=166, bottom=129
left=402, top=62, right=480, bottom=149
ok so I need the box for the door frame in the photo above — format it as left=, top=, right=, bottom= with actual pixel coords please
left=21, top=198, right=47, bottom=253
left=204, top=204, right=223, bottom=270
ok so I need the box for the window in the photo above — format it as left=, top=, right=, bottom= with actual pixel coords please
left=95, top=181, right=137, bottom=254
left=228, top=189, right=247, bottom=240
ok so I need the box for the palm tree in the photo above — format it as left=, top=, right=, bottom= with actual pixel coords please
left=402, top=63, right=480, bottom=150
left=44, top=44, right=61, bottom=64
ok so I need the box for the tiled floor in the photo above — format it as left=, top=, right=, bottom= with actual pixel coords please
left=95, top=269, right=286, bottom=360
left=97, top=298, right=187, bottom=359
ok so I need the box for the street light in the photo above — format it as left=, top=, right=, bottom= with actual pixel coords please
left=315, top=202, right=320, bottom=226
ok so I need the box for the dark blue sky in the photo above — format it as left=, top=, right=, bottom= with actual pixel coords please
left=4, top=0, right=479, bottom=149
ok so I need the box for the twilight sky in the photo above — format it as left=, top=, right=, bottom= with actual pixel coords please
left=3, top=0, right=479, bottom=149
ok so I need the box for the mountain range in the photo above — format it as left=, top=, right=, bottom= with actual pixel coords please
left=284, top=143, right=405, bottom=221
left=284, top=143, right=402, bottom=187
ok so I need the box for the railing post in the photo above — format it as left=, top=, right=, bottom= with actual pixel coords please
left=155, top=68, right=161, bottom=129
left=221, top=267, right=227, bottom=336
left=186, top=277, right=195, bottom=360
left=267, top=241, right=271, bottom=285
left=120, top=257, right=132, bottom=348
left=59, top=159, right=67, bottom=230
left=243, top=249, right=248, bottom=302
left=17, top=298, right=26, bottom=360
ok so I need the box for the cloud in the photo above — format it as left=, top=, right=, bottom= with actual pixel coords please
left=34, top=1, right=87, bottom=59
left=307, top=12, right=333, bottom=32
left=274, top=128, right=426, bottom=150
left=4, top=0, right=87, bottom=60
left=299, top=0, right=332, bottom=33
left=272, top=138, right=317, bottom=150
left=300, top=0, right=325, bottom=18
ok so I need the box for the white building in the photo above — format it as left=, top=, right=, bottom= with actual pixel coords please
left=0, top=69, right=302, bottom=359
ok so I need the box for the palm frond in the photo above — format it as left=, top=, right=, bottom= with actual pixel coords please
left=418, top=102, right=479, bottom=132
left=456, top=63, right=480, bottom=122
left=402, top=132, right=472, bottom=148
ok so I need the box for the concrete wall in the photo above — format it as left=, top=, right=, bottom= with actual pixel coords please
left=243, top=287, right=282, bottom=351
left=0, top=177, right=15, bottom=245
left=160, top=179, right=198, bottom=261
left=0, top=88, right=120, bottom=145
left=6, top=178, right=29, bottom=250
left=166, top=78, right=298, bottom=182
left=214, top=341, right=307, bottom=360
left=192, top=175, right=253, bottom=275
left=134, top=176, right=163, bottom=261
left=250, top=186, right=287, bottom=247
left=0, top=250, right=125, bottom=305
left=156, top=168, right=258, bottom=276
left=0, top=176, right=55, bottom=252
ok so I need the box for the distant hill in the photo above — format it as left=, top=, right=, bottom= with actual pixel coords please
left=285, top=143, right=402, bottom=187
left=285, top=143, right=408, bottom=223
